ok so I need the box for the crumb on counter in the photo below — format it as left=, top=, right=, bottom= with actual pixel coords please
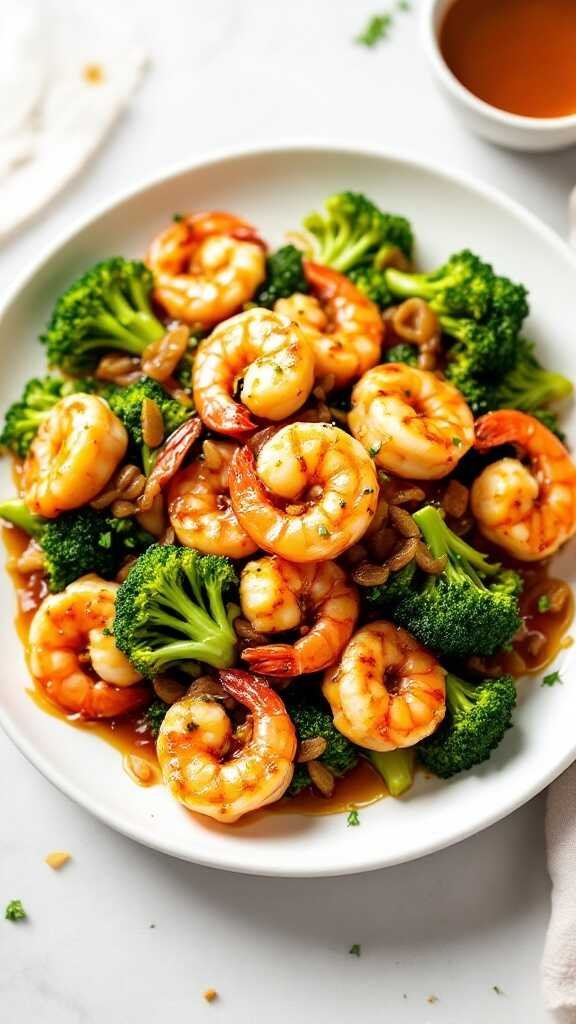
left=203, top=988, right=218, bottom=1003
left=45, top=851, right=71, bottom=870
left=83, top=63, right=105, bottom=85
left=427, top=994, right=439, bottom=1004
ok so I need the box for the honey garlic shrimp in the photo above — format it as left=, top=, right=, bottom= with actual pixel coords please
left=349, top=362, right=474, bottom=480
left=167, top=440, right=257, bottom=558
left=146, top=211, right=266, bottom=327
left=193, top=307, right=315, bottom=437
left=157, top=669, right=297, bottom=822
left=240, top=556, right=360, bottom=676
left=229, top=422, right=378, bottom=562
left=322, top=621, right=446, bottom=751
left=22, top=394, right=128, bottom=518
left=29, top=576, right=148, bottom=718
left=471, top=410, right=576, bottom=561
left=274, top=261, right=383, bottom=389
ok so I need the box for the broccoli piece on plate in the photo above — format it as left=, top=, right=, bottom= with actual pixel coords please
left=367, top=505, right=522, bottom=658
left=113, top=544, right=239, bottom=678
left=418, top=672, right=516, bottom=778
left=284, top=692, right=358, bottom=797
left=41, top=258, right=166, bottom=374
left=0, top=499, right=152, bottom=592
left=347, top=265, right=394, bottom=309
left=383, top=342, right=418, bottom=366
left=254, top=245, right=309, bottom=307
left=367, top=748, right=415, bottom=797
left=303, top=192, right=413, bottom=272
left=104, top=376, right=193, bottom=471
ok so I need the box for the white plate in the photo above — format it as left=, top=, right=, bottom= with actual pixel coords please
left=0, top=143, right=575, bottom=877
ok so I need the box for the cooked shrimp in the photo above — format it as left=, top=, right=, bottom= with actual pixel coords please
left=240, top=556, right=360, bottom=676
left=229, top=422, right=378, bottom=562
left=29, top=576, right=148, bottom=718
left=147, top=211, right=266, bottom=327
left=322, top=621, right=446, bottom=751
left=156, top=668, right=297, bottom=822
left=22, top=394, right=128, bottom=518
left=274, top=261, right=383, bottom=389
left=193, top=307, right=315, bottom=437
left=349, top=363, right=474, bottom=480
left=471, top=410, right=576, bottom=561
left=167, top=441, right=257, bottom=558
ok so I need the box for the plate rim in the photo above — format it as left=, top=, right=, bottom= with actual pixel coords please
left=1, top=139, right=575, bottom=877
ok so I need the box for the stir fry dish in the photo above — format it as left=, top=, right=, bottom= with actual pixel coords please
left=1, top=193, right=575, bottom=824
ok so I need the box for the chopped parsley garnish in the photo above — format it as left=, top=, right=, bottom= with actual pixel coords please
left=538, top=594, right=551, bottom=613
left=172, top=213, right=184, bottom=222
left=318, top=525, right=331, bottom=538
left=452, top=436, right=463, bottom=447
left=5, top=900, right=26, bottom=922
left=347, top=808, right=360, bottom=827
left=493, top=985, right=504, bottom=996
left=356, top=13, right=393, bottom=47
left=542, top=670, right=562, bottom=687
left=368, top=441, right=382, bottom=458
left=349, top=943, right=362, bottom=956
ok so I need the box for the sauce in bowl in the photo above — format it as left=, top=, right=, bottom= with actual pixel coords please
left=440, top=0, right=576, bottom=119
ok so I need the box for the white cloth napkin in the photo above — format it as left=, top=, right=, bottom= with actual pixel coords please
left=0, top=0, right=147, bottom=242
left=543, top=765, right=576, bottom=1020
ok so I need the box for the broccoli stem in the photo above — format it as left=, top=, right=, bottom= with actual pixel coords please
left=385, top=267, right=435, bottom=300
left=368, top=749, right=415, bottom=797
left=445, top=673, right=477, bottom=716
left=413, top=505, right=501, bottom=579
left=146, top=578, right=237, bottom=669
left=0, top=499, right=44, bottom=538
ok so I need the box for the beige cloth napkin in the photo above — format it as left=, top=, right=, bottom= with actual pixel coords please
left=543, top=764, right=576, bottom=1019
left=0, top=0, right=147, bottom=242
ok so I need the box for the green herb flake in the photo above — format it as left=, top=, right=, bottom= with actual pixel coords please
left=538, top=594, right=551, bottom=613
left=347, top=808, right=360, bottom=827
left=542, top=670, right=562, bottom=687
left=5, top=900, right=26, bottom=922
left=355, top=13, right=393, bottom=47
left=493, top=985, right=504, bottom=996
left=368, top=441, right=382, bottom=458
left=98, top=531, right=113, bottom=550
left=318, top=525, right=331, bottom=538
left=172, top=213, right=184, bottom=222
left=452, top=436, right=463, bottom=447
left=349, top=943, right=362, bottom=957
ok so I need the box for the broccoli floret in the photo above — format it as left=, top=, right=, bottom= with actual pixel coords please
left=367, top=749, right=415, bottom=797
left=0, top=376, right=96, bottom=458
left=347, top=265, right=393, bottom=308
left=284, top=693, right=358, bottom=796
left=254, top=245, right=309, bottom=307
left=113, top=545, right=239, bottom=678
left=419, top=672, right=516, bottom=778
left=383, top=342, right=418, bottom=366
left=367, top=505, right=522, bottom=658
left=303, top=192, right=413, bottom=272
left=41, top=258, right=166, bottom=374
left=105, top=377, right=192, bottom=471
left=492, top=338, right=573, bottom=412
left=0, top=499, right=152, bottom=592
left=145, top=699, right=169, bottom=737
left=386, top=251, right=529, bottom=398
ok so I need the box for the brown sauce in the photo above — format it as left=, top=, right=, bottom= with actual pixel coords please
left=3, top=519, right=574, bottom=817
left=440, top=0, right=576, bottom=119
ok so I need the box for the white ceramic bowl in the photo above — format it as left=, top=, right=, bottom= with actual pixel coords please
left=422, top=0, right=576, bottom=152
left=0, top=143, right=575, bottom=876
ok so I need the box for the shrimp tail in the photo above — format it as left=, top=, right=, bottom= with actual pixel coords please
left=475, top=410, right=538, bottom=452
left=204, top=402, right=257, bottom=438
left=242, top=644, right=300, bottom=677
left=219, top=668, right=288, bottom=713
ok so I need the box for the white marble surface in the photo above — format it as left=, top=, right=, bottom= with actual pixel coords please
left=1, top=1, right=575, bottom=1020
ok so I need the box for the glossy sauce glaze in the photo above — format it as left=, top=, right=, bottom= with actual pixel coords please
left=440, top=0, right=576, bottom=119
left=3, top=520, right=573, bottom=815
